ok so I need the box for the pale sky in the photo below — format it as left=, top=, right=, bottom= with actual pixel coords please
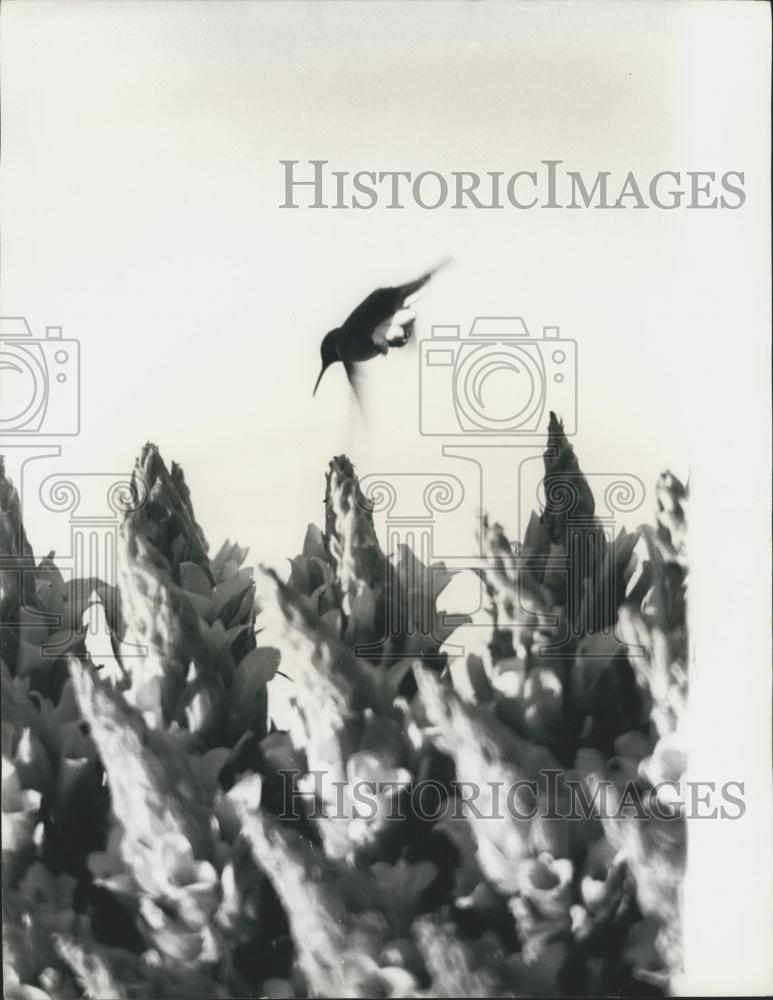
left=4, top=0, right=758, bottom=566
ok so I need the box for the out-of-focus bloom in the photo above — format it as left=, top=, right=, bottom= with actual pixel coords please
left=653, top=472, right=688, bottom=570
left=68, top=661, right=244, bottom=967
left=237, top=807, right=388, bottom=998
left=3, top=864, right=84, bottom=998
left=54, top=933, right=232, bottom=999
left=116, top=519, right=223, bottom=735
left=324, top=455, right=386, bottom=620
left=414, top=917, right=540, bottom=998
left=617, top=602, right=687, bottom=744
left=509, top=853, right=574, bottom=960
left=1, top=670, right=54, bottom=799
left=416, top=667, right=556, bottom=896
left=623, top=918, right=670, bottom=989
left=368, top=859, right=437, bottom=934
left=255, top=568, right=382, bottom=792
left=313, top=746, right=412, bottom=862
left=520, top=665, right=564, bottom=747
left=299, top=705, right=413, bottom=862
left=570, top=836, right=629, bottom=942
left=1, top=664, right=105, bottom=879
left=2, top=761, right=42, bottom=884
left=70, top=660, right=213, bottom=872
left=608, top=475, right=687, bottom=978
left=1, top=675, right=50, bottom=886
left=599, top=777, right=685, bottom=974
left=2, top=726, right=51, bottom=803
left=618, top=472, right=688, bottom=743
left=54, top=935, right=128, bottom=1000
left=638, top=730, right=686, bottom=808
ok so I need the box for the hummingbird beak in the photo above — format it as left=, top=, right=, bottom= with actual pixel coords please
left=313, top=363, right=328, bottom=396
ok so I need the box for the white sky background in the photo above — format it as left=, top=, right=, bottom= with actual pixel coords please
left=1, top=1, right=771, bottom=994
left=2, top=0, right=725, bottom=561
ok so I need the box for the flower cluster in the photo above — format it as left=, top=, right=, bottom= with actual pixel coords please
left=1, top=422, right=688, bottom=998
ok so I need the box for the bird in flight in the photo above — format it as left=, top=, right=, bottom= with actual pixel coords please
left=313, top=258, right=452, bottom=400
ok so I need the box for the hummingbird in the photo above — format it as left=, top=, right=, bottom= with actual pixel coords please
left=313, top=258, right=452, bottom=400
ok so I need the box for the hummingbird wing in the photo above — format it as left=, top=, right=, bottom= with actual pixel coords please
left=341, top=258, right=453, bottom=332
left=393, top=256, right=454, bottom=308
left=343, top=357, right=366, bottom=409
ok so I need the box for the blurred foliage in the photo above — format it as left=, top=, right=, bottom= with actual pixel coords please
left=0, top=419, right=688, bottom=998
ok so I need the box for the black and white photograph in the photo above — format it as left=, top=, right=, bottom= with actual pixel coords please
left=1, top=2, right=771, bottom=997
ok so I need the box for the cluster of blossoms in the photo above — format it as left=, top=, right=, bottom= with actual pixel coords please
left=1, top=418, right=688, bottom=998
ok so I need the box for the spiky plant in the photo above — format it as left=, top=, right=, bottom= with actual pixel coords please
left=1, top=422, right=688, bottom=999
